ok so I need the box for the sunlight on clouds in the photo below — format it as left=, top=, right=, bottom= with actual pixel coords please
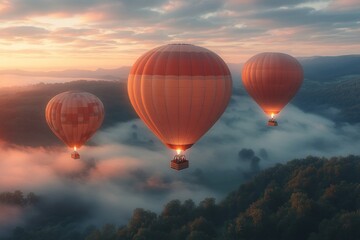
left=0, top=0, right=359, bottom=70
left=0, top=95, right=359, bottom=229
left=328, top=0, right=360, bottom=10
left=146, top=7, right=165, bottom=14
left=87, top=156, right=143, bottom=180
left=29, top=15, right=85, bottom=29
left=201, top=12, right=217, bottom=19
left=79, top=11, right=106, bottom=22
left=295, top=1, right=330, bottom=11
left=234, top=23, right=247, bottom=29
left=267, top=27, right=303, bottom=38
left=144, top=1, right=186, bottom=16
left=0, top=0, right=10, bottom=12
left=0, top=205, right=22, bottom=231
left=161, top=0, right=185, bottom=12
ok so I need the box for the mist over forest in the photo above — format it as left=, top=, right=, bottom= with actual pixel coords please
left=0, top=55, right=359, bottom=147
left=0, top=55, right=359, bottom=239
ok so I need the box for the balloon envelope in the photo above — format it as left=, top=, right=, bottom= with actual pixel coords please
left=128, top=44, right=232, bottom=151
left=45, top=91, right=104, bottom=149
left=241, top=52, right=303, bottom=115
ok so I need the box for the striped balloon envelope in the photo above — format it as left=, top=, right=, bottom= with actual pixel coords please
left=45, top=91, right=104, bottom=158
left=241, top=52, right=303, bottom=126
left=128, top=44, right=232, bottom=170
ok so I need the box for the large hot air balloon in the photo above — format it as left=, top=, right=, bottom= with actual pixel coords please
left=45, top=91, right=105, bottom=159
left=128, top=44, right=232, bottom=170
left=241, top=52, right=303, bottom=126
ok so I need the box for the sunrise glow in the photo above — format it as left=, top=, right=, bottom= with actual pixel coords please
left=0, top=1, right=360, bottom=238
left=0, top=0, right=359, bottom=72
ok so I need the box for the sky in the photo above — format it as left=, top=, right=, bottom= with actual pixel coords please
left=0, top=0, right=360, bottom=236
left=0, top=0, right=359, bottom=70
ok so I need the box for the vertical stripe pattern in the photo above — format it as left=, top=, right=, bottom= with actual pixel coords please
left=241, top=52, right=303, bottom=115
left=128, top=44, right=232, bottom=150
left=45, top=91, right=105, bottom=148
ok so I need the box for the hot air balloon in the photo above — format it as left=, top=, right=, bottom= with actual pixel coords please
left=45, top=91, right=104, bottom=159
left=241, top=52, right=303, bottom=126
left=128, top=44, right=232, bottom=170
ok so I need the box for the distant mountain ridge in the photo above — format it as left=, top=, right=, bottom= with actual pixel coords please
left=292, top=55, right=360, bottom=124
left=0, top=80, right=135, bottom=147
left=1, top=54, right=359, bottom=83
left=228, top=54, right=360, bottom=87
left=0, top=54, right=358, bottom=146
left=228, top=54, right=360, bottom=124
left=0, top=67, right=131, bottom=81
left=298, top=54, right=360, bottom=82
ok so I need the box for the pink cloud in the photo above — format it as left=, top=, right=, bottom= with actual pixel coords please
left=328, top=0, right=360, bottom=10
left=88, top=156, right=141, bottom=180
left=0, top=204, right=22, bottom=229
left=161, top=1, right=186, bottom=12
left=0, top=1, right=11, bottom=14
left=80, top=11, right=106, bottom=22
left=0, top=147, right=91, bottom=188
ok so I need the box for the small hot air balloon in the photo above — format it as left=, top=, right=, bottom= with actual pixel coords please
left=45, top=91, right=104, bottom=158
left=128, top=44, right=232, bottom=170
left=241, top=52, right=303, bottom=126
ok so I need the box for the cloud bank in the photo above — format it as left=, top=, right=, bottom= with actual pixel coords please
left=0, top=0, right=359, bottom=69
left=1, top=94, right=359, bottom=236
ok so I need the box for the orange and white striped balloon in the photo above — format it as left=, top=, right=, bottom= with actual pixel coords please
left=242, top=52, right=303, bottom=116
left=45, top=91, right=104, bottom=150
left=128, top=44, right=232, bottom=151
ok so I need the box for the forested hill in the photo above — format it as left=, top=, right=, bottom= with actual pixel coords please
left=299, top=55, right=360, bottom=83
left=5, top=155, right=360, bottom=240
left=289, top=55, right=360, bottom=124
left=0, top=80, right=136, bottom=146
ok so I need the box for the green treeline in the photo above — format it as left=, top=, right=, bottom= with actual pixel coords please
left=5, top=155, right=360, bottom=240
left=293, top=77, right=360, bottom=123
left=0, top=80, right=135, bottom=147
left=86, top=155, right=360, bottom=240
left=0, top=190, right=39, bottom=207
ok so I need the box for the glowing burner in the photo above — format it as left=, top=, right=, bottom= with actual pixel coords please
left=71, top=146, right=80, bottom=159
left=171, top=149, right=189, bottom=170
left=268, top=113, right=278, bottom=127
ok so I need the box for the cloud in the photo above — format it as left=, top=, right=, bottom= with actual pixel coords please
left=53, top=27, right=100, bottom=37
left=1, top=0, right=359, bottom=70
left=328, top=0, right=360, bottom=11
left=1, top=94, right=360, bottom=235
left=0, top=204, right=23, bottom=236
left=0, top=0, right=99, bottom=19
left=0, top=25, right=48, bottom=36
left=161, top=0, right=224, bottom=18
left=0, top=26, right=49, bottom=41
left=251, top=6, right=360, bottom=27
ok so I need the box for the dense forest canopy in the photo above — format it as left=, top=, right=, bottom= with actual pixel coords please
left=3, top=155, right=360, bottom=240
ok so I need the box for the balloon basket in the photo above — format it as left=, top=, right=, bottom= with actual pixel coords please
left=170, top=159, right=189, bottom=171
left=71, top=151, right=80, bottom=159
left=267, top=119, right=278, bottom=126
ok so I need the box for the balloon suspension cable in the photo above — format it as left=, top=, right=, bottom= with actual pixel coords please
left=268, top=113, right=278, bottom=126
left=71, top=146, right=80, bottom=159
